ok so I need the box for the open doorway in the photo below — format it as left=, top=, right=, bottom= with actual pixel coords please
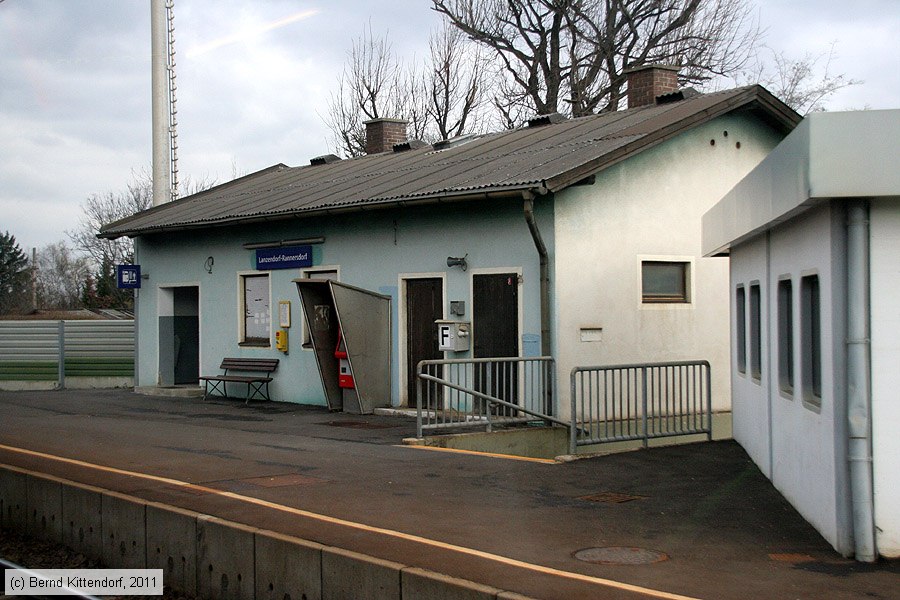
left=158, top=285, right=199, bottom=386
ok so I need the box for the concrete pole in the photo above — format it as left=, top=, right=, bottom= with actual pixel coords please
left=151, top=0, right=170, bottom=207
left=31, top=247, right=37, bottom=310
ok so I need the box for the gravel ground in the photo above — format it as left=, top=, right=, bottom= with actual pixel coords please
left=0, top=529, right=196, bottom=599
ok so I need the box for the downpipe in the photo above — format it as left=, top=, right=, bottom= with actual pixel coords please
left=524, top=193, right=557, bottom=426
left=523, top=193, right=550, bottom=356
left=846, top=201, right=875, bottom=562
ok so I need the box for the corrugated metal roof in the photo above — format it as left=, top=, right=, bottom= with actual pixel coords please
left=100, top=85, right=799, bottom=239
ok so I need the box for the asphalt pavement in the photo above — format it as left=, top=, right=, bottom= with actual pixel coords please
left=0, top=388, right=897, bottom=599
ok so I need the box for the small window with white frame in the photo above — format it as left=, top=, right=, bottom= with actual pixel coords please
left=777, top=277, right=794, bottom=396
left=749, top=282, right=761, bottom=382
left=735, top=285, right=746, bottom=375
left=299, top=267, right=339, bottom=349
left=240, top=273, right=270, bottom=346
left=801, top=274, right=822, bottom=408
left=641, top=260, right=690, bottom=303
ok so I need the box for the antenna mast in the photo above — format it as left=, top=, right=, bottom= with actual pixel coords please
left=165, top=0, right=179, bottom=201
left=151, top=0, right=179, bottom=205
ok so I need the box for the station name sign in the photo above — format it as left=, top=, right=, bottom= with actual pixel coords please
left=255, top=245, right=313, bottom=270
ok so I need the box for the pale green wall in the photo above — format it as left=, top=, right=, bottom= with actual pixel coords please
left=134, top=198, right=554, bottom=406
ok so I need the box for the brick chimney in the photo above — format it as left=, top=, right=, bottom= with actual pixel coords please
left=364, top=118, right=408, bottom=154
left=624, top=65, right=680, bottom=109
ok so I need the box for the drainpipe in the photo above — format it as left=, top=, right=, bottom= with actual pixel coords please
left=846, top=200, right=875, bottom=562
left=133, top=243, right=140, bottom=388
left=523, top=192, right=550, bottom=356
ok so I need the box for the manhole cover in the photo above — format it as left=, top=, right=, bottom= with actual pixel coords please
left=574, top=546, right=669, bottom=565
left=321, top=420, right=395, bottom=429
left=579, top=491, right=645, bottom=504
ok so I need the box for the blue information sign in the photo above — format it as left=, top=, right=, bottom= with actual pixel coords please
left=117, top=265, right=141, bottom=289
left=255, top=245, right=313, bottom=270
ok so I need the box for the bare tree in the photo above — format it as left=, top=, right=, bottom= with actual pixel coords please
left=740, top=43, right=861, bottom=114
left=68, top=168, right=217, bottom=269
left=325, top=24, right=407, bottom=157
left=432, top=0, right=761, bottom=121
left=66, top=169, right=217, bottom=310
left=426, top=25, right=489, bottom=140
left=325, top=23, right=489, bottom=156
left=33, top=242, right=92, bottom=310
left=68, top=173, right=152, bottom=269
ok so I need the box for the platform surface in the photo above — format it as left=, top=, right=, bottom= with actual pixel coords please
left=1, top=388, right=897, bottom=599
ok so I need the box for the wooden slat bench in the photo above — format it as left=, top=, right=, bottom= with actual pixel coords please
left=199, top=358, right=279, bottom=403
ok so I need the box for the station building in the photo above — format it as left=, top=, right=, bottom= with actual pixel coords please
left=100, top=66, right=799, bottom=420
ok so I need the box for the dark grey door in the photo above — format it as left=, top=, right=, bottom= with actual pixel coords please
left=406, top=278, right=443, bottom=407
left=473, top=273, right=518, bottom=413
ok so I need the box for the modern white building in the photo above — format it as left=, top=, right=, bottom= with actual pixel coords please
left=703, top=110, right=900, bottom=560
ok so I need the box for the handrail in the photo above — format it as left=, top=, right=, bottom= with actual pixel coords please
left=418, top=372, right=570, bottom=429
left=415, top=356, right=559, bottom=438
left=570, top=360, right=712, bottom=454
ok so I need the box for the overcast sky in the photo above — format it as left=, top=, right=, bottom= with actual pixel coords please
left=2, top=0, right=898, bottom=253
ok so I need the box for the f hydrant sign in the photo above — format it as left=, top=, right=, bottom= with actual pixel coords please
left=255, top=245, right=313, bottom=270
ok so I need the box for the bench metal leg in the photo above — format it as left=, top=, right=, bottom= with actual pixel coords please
left=245, top=381, right=270, bottom=404
left=202, top=379, right=225, bottom=401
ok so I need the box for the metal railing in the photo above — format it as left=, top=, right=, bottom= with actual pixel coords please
left=0, top=320, right=134, bottom=388
left=416, top=356, right=565, bottom=438
left=570, top=360, right=711, bottom=454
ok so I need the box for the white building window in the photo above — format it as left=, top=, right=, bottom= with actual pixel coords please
left=801, top=274, right=822, bottom=408
left=641, top=261, right=690, bottom=303
left=749, top=282, right=761, bottom=382
left=777, top=278, right=794, bottom=395
left=735, top=285, right=746, bottom=375
left=241, top=273, right=270, bottom=346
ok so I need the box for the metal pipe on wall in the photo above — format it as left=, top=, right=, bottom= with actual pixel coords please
left=523, top=194, right=550, bottom=357
left=846, top=200, right=875, bottom=561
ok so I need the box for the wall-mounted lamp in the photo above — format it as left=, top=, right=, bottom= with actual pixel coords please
left=447, top=254, right=468, bottom=271
left=204, top=256, right=214, bottom=274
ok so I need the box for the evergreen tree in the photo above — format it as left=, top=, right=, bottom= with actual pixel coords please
left=0, top=231, right=30, bottom=314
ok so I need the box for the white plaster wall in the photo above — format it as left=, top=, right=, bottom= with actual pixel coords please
left=728, top=235, right=771, bottom=476
left=704, top=110, right=900, bottom=257
left=768, top=204, right=847, bottom=554
left=870, top=197, right=900, bottom=558
left=729, top=204, right=849, bottom=555
left=554, top=113, right=783, bottom=421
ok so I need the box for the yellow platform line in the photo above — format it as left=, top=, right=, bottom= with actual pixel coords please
left=396, top=444, right=559, bottom=464
left=0, top=443, right=698, bottom=600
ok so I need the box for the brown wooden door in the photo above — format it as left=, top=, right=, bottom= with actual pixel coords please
left=473, top=273, right=519, bottom=413
left=406, top=278, right=443, bottom=407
